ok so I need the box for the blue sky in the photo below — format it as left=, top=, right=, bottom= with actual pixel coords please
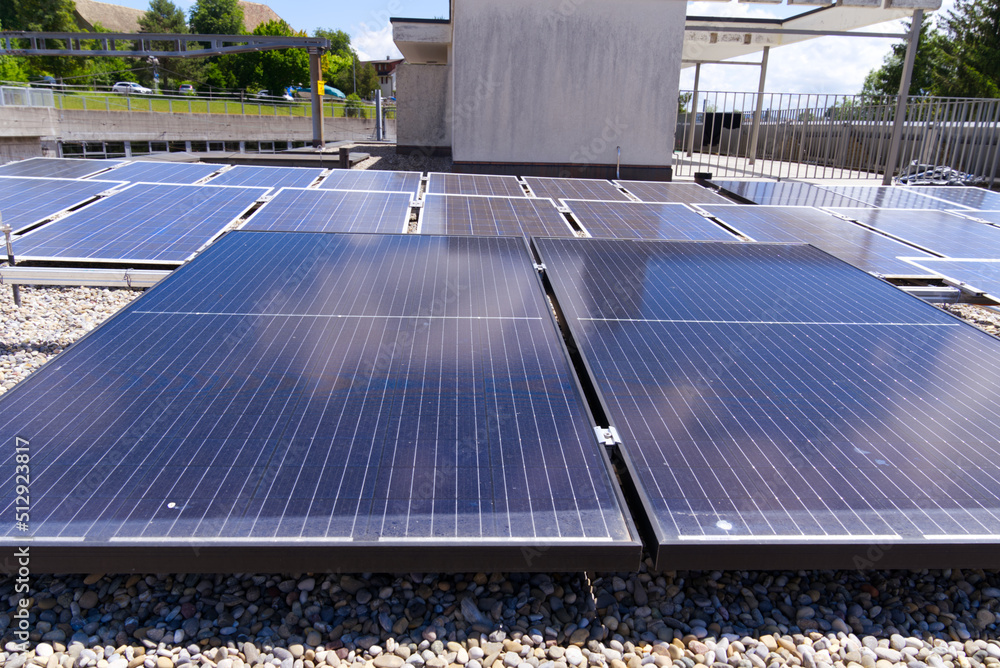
left=105, top=0, right=951, bottom=95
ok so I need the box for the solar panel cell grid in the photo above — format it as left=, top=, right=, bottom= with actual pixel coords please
left=0, top=232, right=639, bottom=571
left=563, top=200, right=737, bottom=240
left=241, top=188, right=412, bottom=234
left=420, top=194, right=574, bottom=237
left=98, top=161, right=222, bottom=184
left=536, top=237, right=1000, bottom=569
left=614, top=181, right=732, bottom=205
left=905, top=186, right=1000, bottom=211
left=12, top=182, right=267, bottom=263
left=319, top=170, right=423, bottom=195
left=829, top=208, right=1000, bottom=259
left=901, top=258, right=1000, bottom=302
left=206, top=165, right=323, bottom=189
left=713, top=180, right=869, bottom=207
left=0, top=176, right=125, bottom=234
left=0, top=157, right=122, bottom=179
left=427, top=173, right=527, bottom=198
left=701, top=204, right=936, bottom=276
left=523, top=177, right=630, bottom=202
left=817, top=185, right=972, bottom=210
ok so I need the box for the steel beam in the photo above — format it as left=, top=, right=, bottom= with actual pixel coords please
left=0, top=31, right=328, bottom=58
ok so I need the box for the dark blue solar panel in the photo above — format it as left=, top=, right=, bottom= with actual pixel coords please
left=818, top=185, right=971, bottom=210
left=427, top=173, right=527, bottom=198
left=902, top=258, right=1000, bottom=302
left=714, top=180, right=868, bottom=207
left=536, top=237, right=1000, bottom=569
left=564, top=200, right=737, bottom=241
left=0, top=176, right=124, bottom=234
left=420, top=194, right=574, bottom=237
left=0, top=157, right=122, bottom=179
left=0, top=232, right=639, bottom=572
left=12, top=183, right=266, bottom=263
left=830, top=208, right=1000, bottom=259
left=615, top=181, right=731, bottom=205
left=98, top=161, right=222, bottom=184
left=905, top=187, right=1000, bottom=211
left=955, top=210, right=1000, bottom=226
left=242, top=188, right=411, bottom=233
left=206, top=165, right=323, bottom=189
left=701, top=204, right=937, bottom=276
left=318, top=170, right=422, bottom=195
left=524, top=177, right=630, bottom=202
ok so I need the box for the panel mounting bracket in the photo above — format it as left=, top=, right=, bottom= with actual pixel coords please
left=595, top=426, right=621, bottom=446
left=535, top=263, right=546, bottom=273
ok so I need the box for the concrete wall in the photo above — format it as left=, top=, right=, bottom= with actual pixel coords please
left=0, top=107, right=390, bottom=144
left=396, top=64, right=451, bottom=150
left=451, top=0, right=686, bottom=168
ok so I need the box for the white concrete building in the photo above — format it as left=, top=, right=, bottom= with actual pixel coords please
left=392, top=0, right=687, bottom=179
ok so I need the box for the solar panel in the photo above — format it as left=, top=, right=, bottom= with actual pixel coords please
left=953, top=210, right=1000, bottom=226
left=536, top=237, right=1000, bottom=570
left=701, top=204, right=936, bottom=276
left=0, top=176, right=125, bottom=234
left=0, top=157, right=121, bottom=179
left=420, top=194, right=574, bottom=237
left=564, top=200, right=738, bottom=241
left=0, top=231, right=640, bottom=572
left=614, top=181, right=731, bottom=205
left=241, top=188, right=412, bottom=233
left=523, top=177, right=630, bottom=202
left=904, top=186, right=1000, bottom=211
left=13, top=183, right=266, bottom=264
left=206, top=165, right=323, bottom=189
left=818, top=185, right=972, bottom=210
left=98, top=161, right=222, bottom=184
left=714, top=180, right=869, bottom=207
left=318, top=170, right=423, bottom=195
left=901, top=257, right=1000, bottom=303
left=427, top=173, right=527, bottom=198
left=829, top=208, right=1000, bottom=259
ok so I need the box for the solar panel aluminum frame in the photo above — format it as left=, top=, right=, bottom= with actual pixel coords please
left=97, top=161, right=225, bottom=186
left=559, top=199, right=736, bottom=241
left=205, top=165, right=324, bottom=190
left=239, top=188, right=414, bottom=234
left=704, top=204, right=937, bottom=279
left=522, top=177, right=632, bottom=202
left=901, top=257, right=1000, bottom=303
left=534, top=237, right=1000, bottom=570
left=0, top=231, right=643, bottom=573
left=12, top=181, right=267, bottom=265
left=415, top=194, right=572, bottom=236
left=426, top=172, right=528, bottom=198
left=0, top=176, right=127, bottom=235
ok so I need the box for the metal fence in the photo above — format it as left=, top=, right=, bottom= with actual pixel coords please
left=675, top=91, right=1000, bottom=186
left=0, top=85, right=55, bottom=107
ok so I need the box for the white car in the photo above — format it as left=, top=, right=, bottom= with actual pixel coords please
left=112, top=81, right=152, bottom=95
left=255, top=90, right=294, bottom=102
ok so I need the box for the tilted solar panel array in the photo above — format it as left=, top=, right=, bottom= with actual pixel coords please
left=242, top=189, right=412, bottom=234
left=98, top=161, right=223, bottom=185
left=615, top=181, right=731, bottom=205
left=0, top=176, right=125, bottom=234
left=902, top=258, right=1000, bottom=303
left=817, top=185, right=971, bottom=210
left=536, top=237, right=1000, bottom=570
left=13, top=183, right=266, bottom=264
left=564, top=200, right=737, bottom=241
left=830, top=208, right=1000, bottom=259
left=427, top=173, right=527, bottom=198
left=0, top=232, right=640, bottom=572
left=206, top=165, right=324, bottom=189
left=713, top=180, right=869, bottom=208
left=524, top=177, right=630, bottom=202
left=319, top=170, right=423, bottom=196
left=420, top=194, right=574, bottom=237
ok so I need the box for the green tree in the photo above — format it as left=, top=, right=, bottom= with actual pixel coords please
left=355, top=61, right=379, bottom=98
left=139, top=0, right=187, bottom=33
left=239, top=20, right=309, bottom=93
left=936, top=0, right=1000, bottom=97
left=3, top=0, right=81, bottom=79
left=313, top=27, right=351, bottom=55
left=860, top=15, right=946, bottom=99
left=188, top=0, right=244, bottom=36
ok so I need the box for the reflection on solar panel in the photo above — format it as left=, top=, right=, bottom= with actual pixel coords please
left=818, top=185, right=970, bottom=210
left=0, top=157, right=121, bottom=179
left=0, top=232, right=640, bottom=572
left=902, top=257, right=1000, bottom=303
left=420, top=194, right=574, bottom=237
left=537, top=237, right=1000, bottom=569
left=701, top=205, right=935, bottom=276
left=953, top=210, right=1000, bottom=226
left=830, top=208, right=1000, bottom=259
left=99, top=161, right=222, bottom=184
left=615, top=181, right=731, bottom=205
left=905, top=187, right=1000, bottom=211
left=13, top=183, right=266, bottom=264
left=714, top=180, right=868, bottom=207
left=427, top=173, right=527, bottom=197
left=0, top=176, right=124, bottom=234
left=206, top=165, right=323, bottom=189
left=564, top=200, right=737, bottom=241
left=242, top=188, right=411, bottom=233
left=523, top=177, right=630, bottom=202
left=318, top=170, right=422, bottom=195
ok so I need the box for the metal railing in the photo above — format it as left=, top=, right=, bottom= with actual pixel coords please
left=0, top=85, right=54, bottom=107
left=675, top=91, right=1000, bottom=186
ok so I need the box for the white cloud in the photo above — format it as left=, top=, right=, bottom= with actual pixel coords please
left=351, top=23, right=402, bottom=61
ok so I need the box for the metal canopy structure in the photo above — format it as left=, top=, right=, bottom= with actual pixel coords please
left=0, top=31, right=330, bottom=148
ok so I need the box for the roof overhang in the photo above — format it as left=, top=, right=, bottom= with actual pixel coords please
left=390, top=17, right=451, bottom=65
